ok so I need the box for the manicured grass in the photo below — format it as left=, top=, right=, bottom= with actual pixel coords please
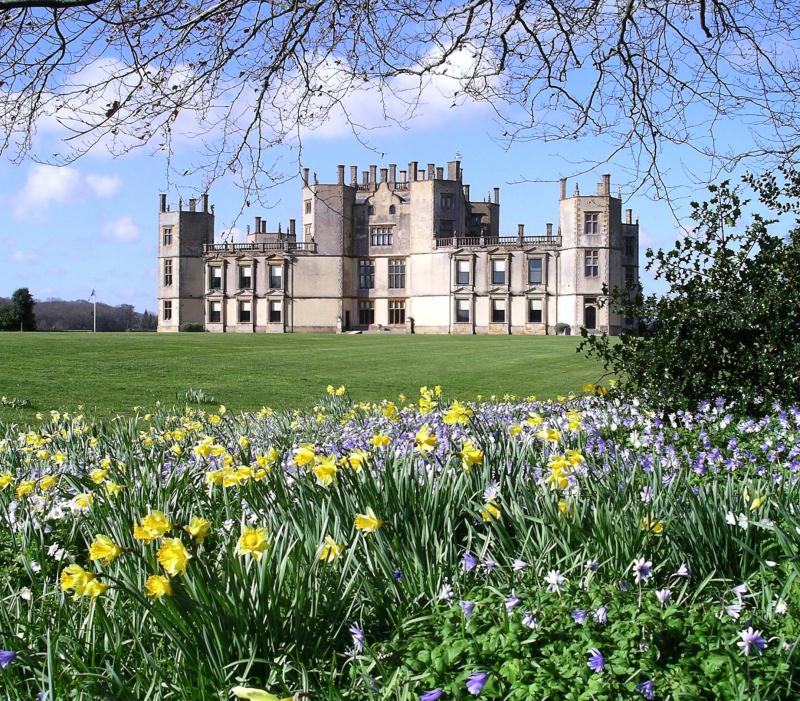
left=0, top=332, right=605, bottom=422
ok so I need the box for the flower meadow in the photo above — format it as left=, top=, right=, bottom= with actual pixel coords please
left=1, top=386, right=800, bottom=700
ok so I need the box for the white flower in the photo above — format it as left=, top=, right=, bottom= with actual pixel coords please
left=544, top=569, right=566, bottom=593
left=18, top=587, right=31, bottom=601
left=775, top=597, right=788, bottom=615
left=726, top=602, right=743, bottom=620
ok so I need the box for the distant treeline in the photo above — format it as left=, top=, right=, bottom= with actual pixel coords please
left=0, top=297, right=157, bottom=332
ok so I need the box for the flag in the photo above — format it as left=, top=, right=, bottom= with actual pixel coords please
left=89, top=289, right=96, bottom=300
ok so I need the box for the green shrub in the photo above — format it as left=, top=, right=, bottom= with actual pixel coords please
left=179, top=322, right=204, bottom=332
left=580, top=167, right=800, bottom=414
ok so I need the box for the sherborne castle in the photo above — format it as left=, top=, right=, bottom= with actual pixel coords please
left=157, top=160, right=639, bottom=334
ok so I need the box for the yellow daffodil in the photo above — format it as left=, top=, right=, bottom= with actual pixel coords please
left=83, top=579, right=109, bottom=598
left=104, top=481, right=123, bottom=496
left=319, top=535, right=345, bottom=562
left=313, top=455, right=338, bottom=487
left=509, top=424, right=523, bottom=436
left=347, top=449, right=368, bottom=472
left=72, top=492, right=94, bottom=511
left=145, top=574, right=174, bottom=599
left=0, top=472, right=12, bottom=489
left=526, top=413, right=544, bottom=427
left=641, top=517, right=664, bottom=534
left=90, top=468, right=108, bottom=484
left=536, top=427, right=562, bottom=442
left=237, top=527, right=270, bottom=561
left=414, top=423, right=437, bottom=455
left=443, top=400, right=473, bottom=425
left=15, top=480, right=35, bottom=499
left=566, top=449, right=585, bottom=466
left=480, top=500, right=501, bottom=522
left=133, top=510, right=172, bottom=542
left=370, top=434, right=391, bottom=448
left=183, top=516, right=211, bottom=544
left=458, top=440, right=484, bottom=471
left=293, top=444, right=316, bottom=467
left=157, top=538, right=191, bottom=576
left=60, top=564, right=91, bottom=598
left=383, top=402, right=398, bottom=421
left=749, top=495, right=767, bottom=511
left=354, top=507, right=383, bottom=533
left=89, top=535, right=124, bottom=565
left=53, top=451, right=66, bottom=465
left=39, top=474, right=57, bottom=491
left=230, top=686, right=292, bottom=701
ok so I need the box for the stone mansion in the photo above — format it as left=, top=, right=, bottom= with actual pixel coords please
left=156, top=160, right=639, bottom=334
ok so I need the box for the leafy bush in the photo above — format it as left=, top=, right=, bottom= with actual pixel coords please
left=580, top=168, right=800, bottom=414
left=179, top=322, right=204, bottom=332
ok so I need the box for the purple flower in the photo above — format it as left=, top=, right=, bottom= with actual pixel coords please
left=635, top=680, right=655, bottom=699
left=593, top=606, right=608, bottom=625
left=392, top=568, right=404, bottom=581
left=631, top=558, right=652, bottom=584
left=674, top=563, right=691, bottom=578
left=521, top=611, right=538, bottom=629
left=656, top=589, right=671, bottom=605
left=572, top=609, right=587, bottom=625
left=466, top=671, right=489, bottom=696
left=459, top=599, right=475, bottom=620
left=737, top=627, right=767, bottom=656
left=726, top=602, right=743, bottom=620
left=0, top=650, right=15, bottom=669
left=349, top=624, right=365, bottom=653
left=420, top=690, right=443, bottom=701
left=512, top=558, right=528, bottom=571
left=731, top=583, right=747, bottom=599
left=462, top=551, right=478, bottom=572
left=587, top=648, right=605, bottom=674
left=505, top=592, right=521, bottom=613
left=483, top=556, right=495, bottom=572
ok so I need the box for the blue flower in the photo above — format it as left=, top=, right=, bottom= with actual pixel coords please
left=572, top=609, right=587, bottom=625
left=466, top=671, right=489, bottom=696
left=459, top=600, right=475, bottom=620
left=349, top=624, right=365, bottom=653
left=587, top=648, right=604, bottom=674
left=737, top=627, right=767, bottom=656
left=0, top=650, right=15, bottom=670
left=392, top=568, right=404, bottom=581
left=635, top=680, right=655, bottom=699
left=592, top=605, right=608, bottom=625
left=512, top=558, right=528, bottom=571
left=504, top=592, right=521, bottom=613
left=462, top=551, right=478, bottom=572
left=420, top=690, right=443, bottom=701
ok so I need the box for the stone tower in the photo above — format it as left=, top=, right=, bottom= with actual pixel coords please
left=157, top=193, right=215, bottom=331
left=557, top=174, right=635, bottom=334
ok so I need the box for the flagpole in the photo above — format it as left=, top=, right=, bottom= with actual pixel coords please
left=93, top=298, right=96, bottom=333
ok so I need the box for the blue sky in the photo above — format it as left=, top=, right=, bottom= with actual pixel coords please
left=0, top=93, right=732, bottom=312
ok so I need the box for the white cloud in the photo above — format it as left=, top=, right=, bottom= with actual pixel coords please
left=86, top=173, right=121, bottom=197
left=10, top=250, right=38, bottom=262
left=102, top=215, right=140, bottom=242
left=12, top=164, right=123, bottom=220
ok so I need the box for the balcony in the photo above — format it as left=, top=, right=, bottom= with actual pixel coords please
left=434, top=235, right=561, bottom=249
left=204, top=241, right=317, bottom=254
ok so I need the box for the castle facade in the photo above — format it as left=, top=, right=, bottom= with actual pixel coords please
left=157, top=161, right=639, bottom=335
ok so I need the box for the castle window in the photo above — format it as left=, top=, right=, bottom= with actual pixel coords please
left=238, top=264, right=252, bottom=289
left=358, top=301, right=374, bottom=325
left=209, top=266, right=222, bottom=290
left=162, top=228, right=173, bottom=246
left=455, top=298, right=470, bottom=323
left=368, top=205, right=375, bottom=215
left=528, top=298, right=543, bottom=324
left=304, top=224, right=312, bottom=238
left=304, top=199, right=312, bottom=214
left=162, top=300, right=172, bottom=321
left=527, top=257, right=543, bottom=285
left=456, top=259, right=470, bottom=286
left=389, top=300, right=406, bottom=325
left=625, top=265, right=637, bottom=288
left=370, top=227, right=393, bottom=246
left=358, top=259, right=374, bottom=289
left=491, top=259, right=507, bottom=285
left=491, top=298, right=506, bottom=323
left=624, top=237, right=636, bottom=257
left=163, top=259, right=173, bottom=286
left=388, top=258, right=406, bottom=288
left=584, top=212, right=599, bottom=235
left=269, top=264, right=283, bottom=289
left=440, top=193, right=454, bottom=209
left=389, top=204, right=396, bottom=215
left=208, top=301, right=221, bottom=323
left=584, top=250, right=599, bottom=277
left=269, top=300, right=282, bottom=323
left=238, top=300, right=251, bottom=323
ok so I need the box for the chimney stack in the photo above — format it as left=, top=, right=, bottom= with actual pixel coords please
left=436, top=166, right=444, bottom=180
left=350, top=165, right=358, bottom=186
left=380, top=167, right=388, bottom=183
left=493, top=187, right=500, bottom=205
left=369, top=165, right=377, bottom=187
left=399, top=169, right=407, bottom=183
left=447, top=160, right=461, bottom=180
left=303, top=167, right=310, bottom=184
left=427, top=163, right=435, bottom=180
left=518, top=224, right=525, bottom=236
left=462, top=184, right=470, bottom=201
left=389, top=164, right=396, bottom=184
left=600, top=173, right=611, bottom=196
left=626, top=208, right=633, bottom=224
left=159, top=193, right=167, bottom=213
left=188, top=197, right=197, bottom=212
left=261, top=219, right=267, bottom=233
left=255, top=216, right=261, bottom=233
left=546, top=222, right=553, bottom=239
left=289, top=218, right=296, bottom=239
left=337, top=164, right=345, bottom=185
left=362, top=170, right=369, bottom=186
left=408, top=161, right=418, bottom=182
left=559, top=178, right=567, bottom=200
left=202, top=193, right=209, bottom=212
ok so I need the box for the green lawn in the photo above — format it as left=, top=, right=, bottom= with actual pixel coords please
left=0, top=332, right=606, bottom=423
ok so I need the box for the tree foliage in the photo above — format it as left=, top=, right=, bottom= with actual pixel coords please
left=0, top=287, right=36, bottom=330
left=1, top=1, right=800, bottom=196
left=0, top=295, right=156, bottom=331
left=580, top=168, right=800, bottom=414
